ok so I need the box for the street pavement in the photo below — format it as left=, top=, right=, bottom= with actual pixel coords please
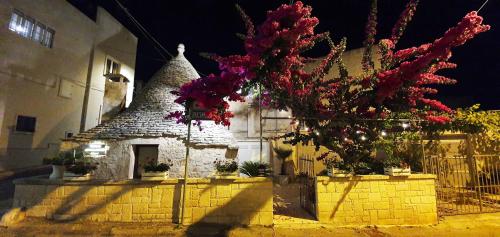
left=0, top=212, right=499, bottom=236
left=0, top=166, right=51, bottom=213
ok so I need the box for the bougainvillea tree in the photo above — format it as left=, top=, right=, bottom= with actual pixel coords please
left=168, top=0, right=490, bottom=168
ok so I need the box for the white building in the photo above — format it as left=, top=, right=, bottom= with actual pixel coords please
left=64, top=45, right=237, bottom=180
left=0, top=0, right=138, bottom=171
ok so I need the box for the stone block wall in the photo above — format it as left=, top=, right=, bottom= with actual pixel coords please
left=12, top=177, right=273, bottom=225
left=315, top=174, right=437, bottom=225
left=79, top=137, right=232, bottom=180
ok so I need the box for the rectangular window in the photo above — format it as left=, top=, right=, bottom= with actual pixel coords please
left=15, top=115, right=37, bottom=133
left=42, top=28, right=54, bottom=47
left=32, top=22, right=44, bottom=42
left=8, top=9, right=54, bottom=48
left=105, top=58, right=121, bottom=75
left=23, top=17, right=35, bottom=38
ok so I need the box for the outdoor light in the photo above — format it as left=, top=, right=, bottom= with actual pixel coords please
left=381, top=131, right=387, bottom=137
left=315, top=131, right=320, bottom=136
left=295, top=120, right=300, bottom=125
left=402, top=122, right=410, bottom=129
left=356, top=130, right=362, bottom=134
left=360, top=135, right=367, bottom=141
left=344, top=137, right=349, bottom=141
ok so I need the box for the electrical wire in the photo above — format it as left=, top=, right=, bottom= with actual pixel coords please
left=112, top=0, right=207, bottom=77
left=113, top=0, right=173, bottom=59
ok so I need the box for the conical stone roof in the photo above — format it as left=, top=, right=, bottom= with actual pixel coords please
left=70, top=44, right=237, bottom=148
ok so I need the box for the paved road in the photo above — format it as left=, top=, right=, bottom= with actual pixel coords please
left=0, top=166, right=51, bottom=212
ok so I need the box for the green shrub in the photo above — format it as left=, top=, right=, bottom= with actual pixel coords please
left=214, top=159, right=238, bottom=173
left=240, top=161, right=270, bottom=177
left=66, top=162, right=97, bottom=175
left=144, top=161, right=172, bottom=172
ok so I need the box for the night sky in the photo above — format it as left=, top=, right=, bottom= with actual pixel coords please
left=74, top=0, right=499, bottom=109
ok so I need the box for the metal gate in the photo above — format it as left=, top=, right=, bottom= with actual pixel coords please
left=424, top=154, right=500, bottom=215
left=299, top=155, right=316, bottom=217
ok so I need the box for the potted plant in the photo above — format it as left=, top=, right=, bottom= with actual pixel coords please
left=273, top=147, right=292, bottom=175
left=43, top=155, right=66, bottom=179
left=64, top=162, right=98, bottom=181
left=383, top=156, right=411, bottom=176
left=214, top=159, right=239, bottom=177
left=63, top=149, right=98, bottom=181
left=323, top=158, right=352, bottom=177
left=141, top=160, right=173, bottom=181
left=43, top=150, right=80, bottom=179
left=375, top=134, right=411, bottom=176
left=258, top=163, right=270, bottom=177
left=239, top=161, right=270, bottom=177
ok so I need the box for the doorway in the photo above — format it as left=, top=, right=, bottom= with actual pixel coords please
left=133, top=145, right=159, bottom=178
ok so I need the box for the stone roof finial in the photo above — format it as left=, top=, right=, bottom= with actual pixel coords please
left=177, top=43, right=185, bottom=55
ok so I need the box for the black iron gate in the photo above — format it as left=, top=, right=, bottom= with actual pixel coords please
left=424, top=154, right=500, bottom=215
left=299, top=155, right=317, bottom=217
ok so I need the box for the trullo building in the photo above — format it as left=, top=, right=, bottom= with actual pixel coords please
left=63, top=44, right=238, bottom=180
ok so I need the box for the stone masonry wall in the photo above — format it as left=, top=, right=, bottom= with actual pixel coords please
left=315, top=174, right=438, bottom=225
left=12, top=177, right=273, bottom=225
left=88, top=137, right=233, bottom=180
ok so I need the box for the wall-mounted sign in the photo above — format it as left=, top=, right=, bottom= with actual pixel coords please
left=188, top=103, right=210, bottom=121
left=84, top=141, right=109, bottom=158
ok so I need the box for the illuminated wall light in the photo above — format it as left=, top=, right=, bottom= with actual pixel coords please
left=88, top=143, right=104, bottom=149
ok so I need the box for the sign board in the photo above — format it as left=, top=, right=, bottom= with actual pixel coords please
left=188, top=103, right=210, bottom=120
left=84, top=141, right=109, bottom=158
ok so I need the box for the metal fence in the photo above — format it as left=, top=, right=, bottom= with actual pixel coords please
left=298, top=155, right=317, bottom=217
left=298, top=155, right=315, bottom=177
left=424, top=154, right=500, bottom=215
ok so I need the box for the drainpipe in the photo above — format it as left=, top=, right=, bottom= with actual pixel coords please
left=80, top=43, right=95, bottom=132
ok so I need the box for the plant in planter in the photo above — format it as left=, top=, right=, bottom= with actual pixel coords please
left=323, top=158, right=352, bottom=177
left=240, top=161, right=271, bottom=177
left=43, top=156, right=66, bottom=179
left=383, top=155, right=411, bottom=176
left=273, top=147, right=292, bottom=175
left=214, top=159, right=239, bottom=177
left=64, top=162, right=98, bottom=181
left=142, top=160, right=173, bottom=181
left=43, top=150, right=80, bottom=179
left=374, top=128, right=412, bottom=176
left=63, top=149, right=98, bottom=181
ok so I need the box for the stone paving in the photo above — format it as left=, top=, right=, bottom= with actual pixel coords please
left=0, top=166, right=50, bottom=213
left=273, top=182, right=318, bottom=225
left=2, top=177, right=500, bottom=236
left=1, top=213, right=499, bottom=236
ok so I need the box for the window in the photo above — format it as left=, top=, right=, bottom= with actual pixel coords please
left=8, top=9, right=55, bottom=48
left=105, top=58, right=121, bottom=75
left=15, top=115, right=36, bottom=133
